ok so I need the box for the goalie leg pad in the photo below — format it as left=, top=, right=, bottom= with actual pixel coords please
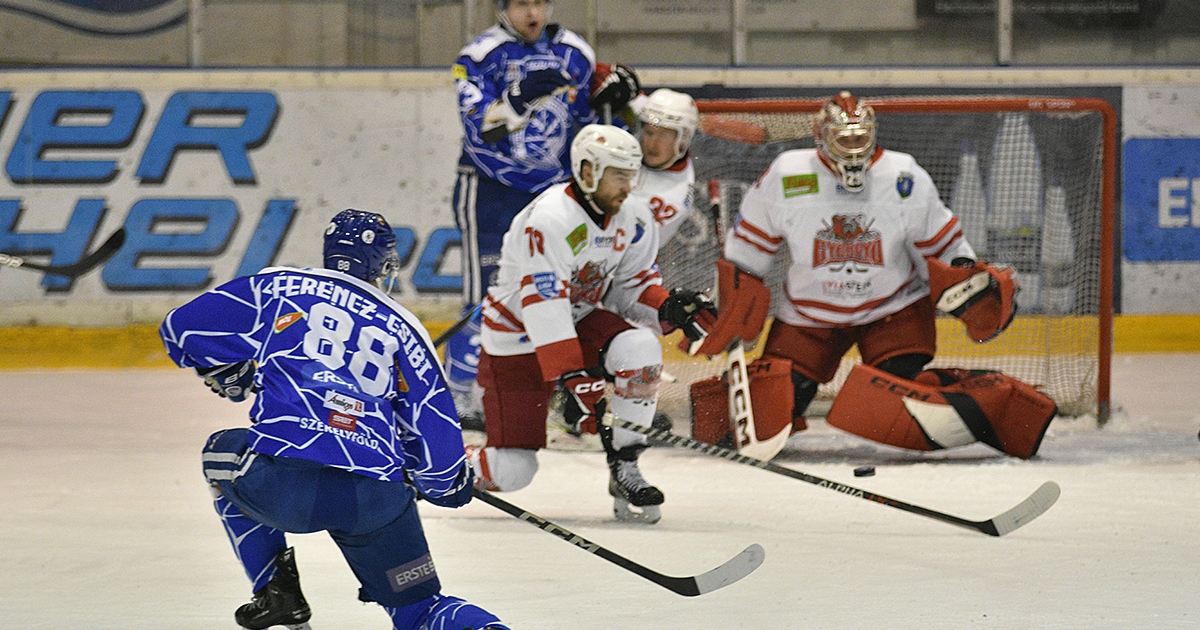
left=693, top=258, right=772, bottom=356
left=689, top=357, right=794, bottom=446
left=826, top=364, right=1057, bottom=458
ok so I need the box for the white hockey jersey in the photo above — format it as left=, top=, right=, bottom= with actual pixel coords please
left=627, top=156, right=696, bottom=247
left=726, top=148, right=975, bottom=328
left=481, top=182, right=667, bottom=380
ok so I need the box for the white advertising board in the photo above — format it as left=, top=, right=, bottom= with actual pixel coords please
left=0, top=71, right=466, bottom=325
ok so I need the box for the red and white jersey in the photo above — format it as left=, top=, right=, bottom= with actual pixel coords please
left=482, top=182, right=667, bottom=380
left=627, top=156, right=695, bottom=248
left=726, top=148, right=975, bottom=328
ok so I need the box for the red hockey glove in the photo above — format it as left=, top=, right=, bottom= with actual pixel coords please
left=558, top=367, right=607, bottom=432
left=590, top=63, right=640, bottom=113
left=658, top=288, right=718, bottom=343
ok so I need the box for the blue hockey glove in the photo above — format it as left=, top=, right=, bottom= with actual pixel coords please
left=503, top=68, right=572, bottom=116
left=195, top=361, right=257, bottom=403
left=412, top=464, right=475, bottom=509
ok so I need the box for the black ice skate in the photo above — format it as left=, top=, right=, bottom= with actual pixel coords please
left=235, top=547, right=313, bottom=630
left=607, top=447, right=664, bottom=524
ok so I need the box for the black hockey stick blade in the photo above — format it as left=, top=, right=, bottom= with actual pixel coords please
left=472, top=487, right=765, bottom=596
left=0, top=228, right=126, bottom=278
left=605, top=414, right=1060, bottom=537
left=432, top=302, right=483, bottom=349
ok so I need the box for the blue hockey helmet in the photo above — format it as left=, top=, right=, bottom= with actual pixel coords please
left=323, top=209, right=400, bottom=290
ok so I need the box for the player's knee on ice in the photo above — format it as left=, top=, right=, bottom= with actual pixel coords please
left=470, top=447, right=538, bottom=492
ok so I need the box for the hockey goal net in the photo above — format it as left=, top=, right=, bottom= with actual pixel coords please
left=655, top=95, right=1114, bottom=428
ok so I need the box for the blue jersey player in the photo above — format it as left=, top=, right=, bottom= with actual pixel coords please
left=448, top=0, right=640, bottom=426
left=161, top=210, right=509, bottom=630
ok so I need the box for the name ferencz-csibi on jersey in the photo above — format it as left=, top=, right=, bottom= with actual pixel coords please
left=160, top=267, right=465, bottom=499
left=481, top=183, right=666, bottom=381
left=628, top=154, right=695, bottom=248
left=454, top=23, right=597, bottom=194
left=726, top=148, right=976, bottom=328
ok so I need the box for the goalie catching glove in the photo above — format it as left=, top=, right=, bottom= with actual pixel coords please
left=658, top=288, right=718, bottom=344
left=195, top=360, right=257, bottom=403
left=926, top=256, right=1019, bottom=343
left=558, top=367, right=607, bottom=433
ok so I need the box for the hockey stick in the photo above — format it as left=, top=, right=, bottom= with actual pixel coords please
left=432, top=302, right=483, bottom=349
left=472, top=487, right=765, bottom=596
left=603, top=413, right=1060, bottom=537
left=0, top=227, right=126, bottom=278
left=690, top=179, right=788, bottom=461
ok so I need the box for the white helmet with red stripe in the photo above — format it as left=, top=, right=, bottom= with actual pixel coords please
left=813, top=91, right=878, bottom=192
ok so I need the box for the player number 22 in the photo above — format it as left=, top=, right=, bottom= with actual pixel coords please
left=303, top=302, right=399, bottom=396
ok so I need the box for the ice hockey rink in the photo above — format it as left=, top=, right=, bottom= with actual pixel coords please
left=1, top=353, right=1196, bottom=629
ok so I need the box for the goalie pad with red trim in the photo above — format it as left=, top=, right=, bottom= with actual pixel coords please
left=926, top=256, right=1018, bottom=343
left=825, top=363, right=1057, bottom=459
left=692, top=258, right=771, bottom=356
left=690, top=357, right=794, bottom=448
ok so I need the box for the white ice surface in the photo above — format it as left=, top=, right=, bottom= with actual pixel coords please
left=1, top=354, right=1197, bottom=629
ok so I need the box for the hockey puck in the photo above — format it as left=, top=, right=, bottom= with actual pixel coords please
left=853, top=466, right=876, bottom=477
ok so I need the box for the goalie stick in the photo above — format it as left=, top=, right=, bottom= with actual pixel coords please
left=472, top=487, right=765, bottom=596
left=691, top=179, right=788, bottom=461
left=0, top=227, right=126, bottom=279
left=602, top=413, right=1060, bottom=537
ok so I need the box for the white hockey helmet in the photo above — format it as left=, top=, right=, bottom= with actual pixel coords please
left=638, top=88, right=699, bottom=167
left=571, top=124, right=643, bottom=194
left=813, top=91, right=877, bottom=192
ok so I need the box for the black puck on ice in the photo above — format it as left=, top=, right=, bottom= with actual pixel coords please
left=853, top=466, right=876, bottom=477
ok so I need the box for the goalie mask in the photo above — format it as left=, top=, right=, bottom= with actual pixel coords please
left=323, top=209, right=400, bottom=291
left=571, top=124, right=643, bottom=195
left=814, top=91, right=879, bottom=193
left=638, top=88, right=699, bottom=167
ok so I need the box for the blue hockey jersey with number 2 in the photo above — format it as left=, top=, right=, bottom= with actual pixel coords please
left=160, top=267, right=465, bottom=501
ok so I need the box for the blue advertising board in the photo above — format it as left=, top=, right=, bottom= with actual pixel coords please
left=1123, top=138, right=1200, bottom=262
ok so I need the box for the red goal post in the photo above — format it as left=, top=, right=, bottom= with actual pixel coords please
left=655, top=95, right=1114, bottom=424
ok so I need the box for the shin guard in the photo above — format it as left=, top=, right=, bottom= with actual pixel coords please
left=826, top=364, right=1057, bottom=459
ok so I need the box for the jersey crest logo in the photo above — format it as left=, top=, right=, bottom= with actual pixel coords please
left=897, top=172, right=914, bottom=198
left=632, top=218, right=646, bottom=244
left=782, top=173, right=819, bottom=198
left=273, top=311, right=303, bottom=333
left=566, top=224, right=588, bottom=255
left=813, top=214, right=884, bottom=271
left=569, top=261, right=611, bottom=305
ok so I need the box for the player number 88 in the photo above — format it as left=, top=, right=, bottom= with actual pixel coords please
left=303, top=302, right=398, bottom=396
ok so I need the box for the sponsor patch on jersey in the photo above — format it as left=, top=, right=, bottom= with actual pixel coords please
left=327, top=411, right=357, bottom=432
left=532, top=271, right=559, bottom=299
left=273, top=311, right=303, bottom=333
left=566, top=224, right=588, bottom=255
left=782, top=173, right=819, bottom=198
left=387, top=554, right=438, bottom=593
left=593, top=235, right=615, bottom=248
left=451, top=63, right=467, bottom=80
left=897, top=172, right=914, bottom=198
left=394, top=359, right=409, bottom=393
left=324, top=390, right=365, bottom=417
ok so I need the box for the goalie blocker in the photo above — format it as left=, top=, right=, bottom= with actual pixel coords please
left=826, top=364, right=1057, bottom=459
